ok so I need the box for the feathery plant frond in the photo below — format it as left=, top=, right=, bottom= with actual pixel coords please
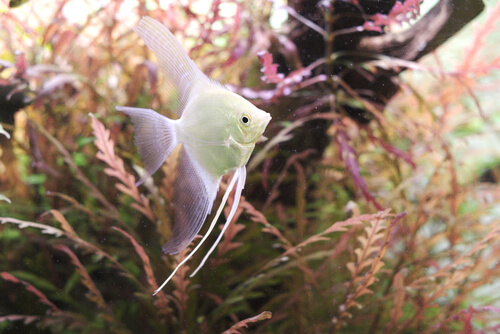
left=1, top=272, right=60, bottom=313
left=0, top=217, right=65, bottom=237
left=112, top=226, right=170, bottom=313
left=90, top=114, right=155, bottom=222
left=53, top=244, right=109, bottom=312
left=335, top=211, right=405, bottom=329
left=222, top=311, right=273, bottom=334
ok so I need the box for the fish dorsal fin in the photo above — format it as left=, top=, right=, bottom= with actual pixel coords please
left=162, top=145, right=221, bottom=254
left=134, top=17, right=220, bottom=117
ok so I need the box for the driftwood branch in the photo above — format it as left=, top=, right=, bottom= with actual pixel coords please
left=359, top=0, right=485, bottom=61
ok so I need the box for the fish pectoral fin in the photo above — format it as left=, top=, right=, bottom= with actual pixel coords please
left=116, top=106, right=178, bottom=185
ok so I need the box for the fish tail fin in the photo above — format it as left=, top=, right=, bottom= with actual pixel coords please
left=116, top=106, right=178, bottom=186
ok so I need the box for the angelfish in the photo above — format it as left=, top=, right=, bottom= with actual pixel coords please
left=116, top=17, right=271, bottom=295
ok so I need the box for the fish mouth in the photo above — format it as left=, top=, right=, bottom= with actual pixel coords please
left=258, top=112, right=271, bottom=128
left=261, top=112, right=272, bottom=126
left=249, top=113, right=272, bottom=143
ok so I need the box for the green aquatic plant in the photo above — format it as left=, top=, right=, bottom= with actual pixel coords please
left=1, top=0, right=500, bottom=333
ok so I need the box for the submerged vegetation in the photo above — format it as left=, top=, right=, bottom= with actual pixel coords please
left=1, top=0, right=500, bottom=333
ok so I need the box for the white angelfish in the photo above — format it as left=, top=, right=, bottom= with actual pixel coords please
left=116, top=17, right=271, bottom=295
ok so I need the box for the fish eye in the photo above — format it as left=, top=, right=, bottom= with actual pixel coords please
left=240, top=113, right=251, bottom=126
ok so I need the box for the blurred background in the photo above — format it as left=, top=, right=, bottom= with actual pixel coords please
left=1, top=0, right=500, bottom=333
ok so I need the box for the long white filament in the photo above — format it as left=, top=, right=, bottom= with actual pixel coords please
left=153, top=168, right=241, bottom=295
left=190, top=166, right=246, bottom=277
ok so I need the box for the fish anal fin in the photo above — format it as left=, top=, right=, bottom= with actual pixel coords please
left=162, top=145, right=221, bottom=254
left=154, top=166, right=241, bottom=294
left=190, top=166, right=246, bottom=276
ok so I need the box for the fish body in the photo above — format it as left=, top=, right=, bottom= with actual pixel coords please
left=116, top=17, right=271, bottom=293
left=177, top=90, right=262, bottom=176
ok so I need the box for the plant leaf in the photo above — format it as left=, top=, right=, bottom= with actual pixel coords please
left=222, top=311, right=272, bottom=334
